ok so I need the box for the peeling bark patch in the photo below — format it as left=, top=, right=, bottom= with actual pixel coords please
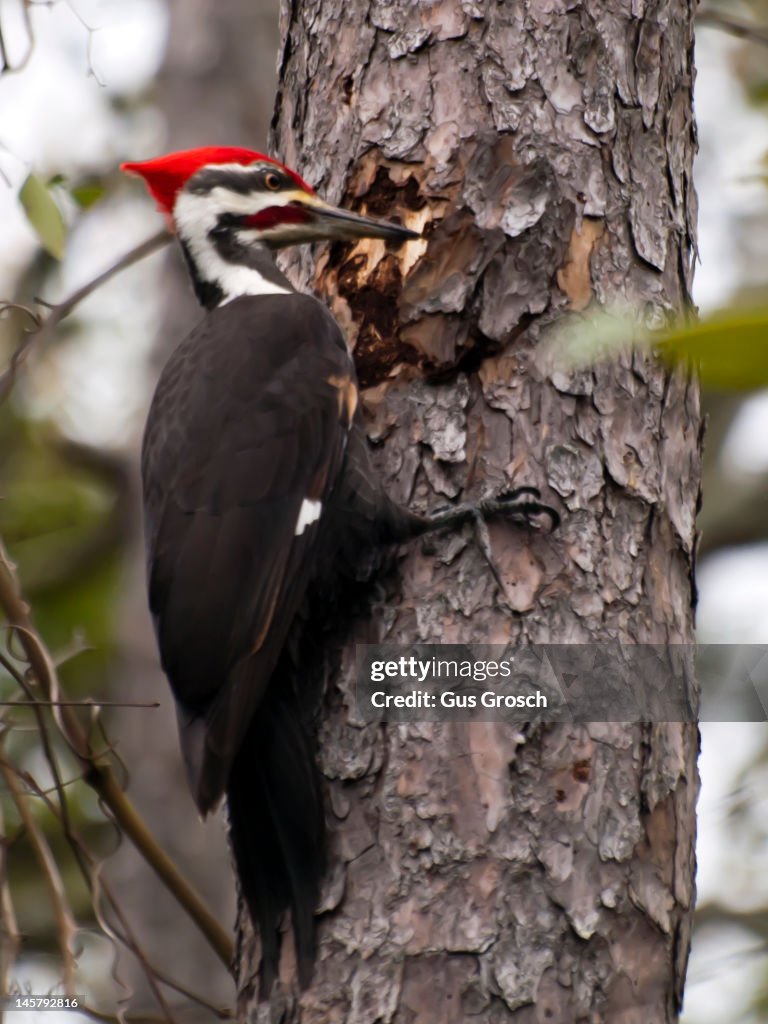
left=359, top=165, right=427, bottom=216
left=401, top=211, right=504, bottom=319
left=463, top=146, right=553, bottom=238
left=636, top=22, right=662, bottom=128
left=545, top=443, right=604, bottom=506
left=468, top=722, right=509, bottom=833
left=556, top=218, right=605, bottom=311
left=487, top=525, right=544, bottom=612
left=400, top=313, right=471, bottom=367
left=478, top=194, right=575, bottom=343
left=628, top=794, right=679, bottom=935
left=493, top=939, right=554, bottom=1012
left=336, top=248, right=418, bottom=387
left=408, top=376, right=469, bottom=462
left=321, top=167, right=433, bottom=386
left=629, top=123, right=671, bottom=271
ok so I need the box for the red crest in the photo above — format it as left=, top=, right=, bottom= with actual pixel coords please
left=121, top=147, right=314, bottom=218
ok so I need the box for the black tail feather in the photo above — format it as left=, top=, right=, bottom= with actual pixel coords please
left=226, top=691, right=325, bottom=994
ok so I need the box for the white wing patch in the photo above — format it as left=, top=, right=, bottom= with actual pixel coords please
left=295, top=498, right=322, bottom=536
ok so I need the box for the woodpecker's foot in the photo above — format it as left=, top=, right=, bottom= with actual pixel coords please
left=426, top=486, right=560, bottom=534
left=477, top=486, right=560, bottom=532
left=422, top=487, right=559, bottom=599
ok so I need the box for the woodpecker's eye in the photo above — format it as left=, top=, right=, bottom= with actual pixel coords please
left=264, top=172, right=281, bottom=192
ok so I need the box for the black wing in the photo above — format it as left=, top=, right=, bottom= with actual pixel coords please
left=143, top=293, right=354, bottom=812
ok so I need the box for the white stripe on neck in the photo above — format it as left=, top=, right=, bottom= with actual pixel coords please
left=202, top=255, right=290, bottom=305
left=174, top=189, right=291, bottom=304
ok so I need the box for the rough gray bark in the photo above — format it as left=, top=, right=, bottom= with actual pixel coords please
left=237, top=1, right=701, bottom=1021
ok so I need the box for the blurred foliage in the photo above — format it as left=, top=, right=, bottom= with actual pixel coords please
left=0, top=403, right=129, bottom=942
left=0, top=2, right=232, bottom=1012
left=0, top=405, right=128, bottom=686
left=17, top=170, right=107, bottom=259
left=18, top=174, right=67, bottom=261
left=70, top=181, right=106, bottom=211
left=731, top=1, right=768, bottom=107
left=684, top=8, right=768, bottom=1022
left=663, top=311, right=768, bottom=390
left=0, top=294, right=131, bottom=954
left=550, top=306, right=768, bottom=391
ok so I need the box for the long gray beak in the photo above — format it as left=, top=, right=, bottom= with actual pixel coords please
left=301, top=197, right=421, bottom=243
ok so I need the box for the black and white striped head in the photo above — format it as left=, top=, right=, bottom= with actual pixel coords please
left=122, top=147, right=418, bottom=308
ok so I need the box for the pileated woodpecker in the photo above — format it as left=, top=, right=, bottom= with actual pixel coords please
left=122, top=147, right=557, bottom=990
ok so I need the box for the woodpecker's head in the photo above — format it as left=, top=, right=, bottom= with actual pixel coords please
left=122, top=146, right=419, bottom=307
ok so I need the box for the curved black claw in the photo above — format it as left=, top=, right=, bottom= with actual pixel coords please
left=494, top=486, right=542, bottom=502
left=480, top=488, right=560, bottom=532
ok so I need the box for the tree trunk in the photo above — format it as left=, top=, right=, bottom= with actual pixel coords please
left=240, top=1, right=701, bottom=1020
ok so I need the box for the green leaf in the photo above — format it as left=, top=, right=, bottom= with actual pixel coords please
left=19, top=172, right=67, bottom=260
left=659, top=311, right=768, bottom=390
left=70, top=181, right=105, bottom=210
left=545, top=306, right=768, bottom=392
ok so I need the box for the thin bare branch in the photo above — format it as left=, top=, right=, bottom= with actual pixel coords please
left=0, top=539, right=234, bottom=971
left=85, top=859, right=175, bottom=1024
left=0, top=230, right=170, bottom=404
left=34, top=230, right=170, bottom=324
left=0, top=796, right=21, bottom=999
left=0, top=637, right=78, bottom=858
left=61, top=0, right=104, bottom=86
left=695, top=902, right=768, bottom=938
left=0, top=1, right=35, bottom=74
left=0, top=686, right=200, bottom=1022
left=78, top=990, right=232, bottom=1024
left=75, top=1009, right=168, bottom=1024
left=0, top=749, right=78, bottom=994
left=0, top=302, right=41, bottom=326
left=697, top=8, right=768, bottom=48
left=125, top=961, right=234, bottom=1019
left=92, top=770, right=233, bottom=968
left=5, top=760, right=207, bottom=1024
left=0, top=700, right=160, bottom=708
left=25, top=770, right=234, bottom=1022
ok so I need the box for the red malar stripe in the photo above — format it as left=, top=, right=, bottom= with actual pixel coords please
left=243, top=206, right=310, bottom=231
